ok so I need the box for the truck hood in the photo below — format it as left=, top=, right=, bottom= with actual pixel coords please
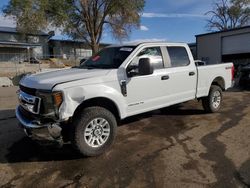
left=20, top=68, right=111, bottom=90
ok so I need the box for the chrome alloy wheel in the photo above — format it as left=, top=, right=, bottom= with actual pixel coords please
left=212, top=90, right=221, bottom=109
left=84, top=118, right=110, bottom=148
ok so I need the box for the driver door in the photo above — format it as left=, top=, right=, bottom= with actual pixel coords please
left=125, top=46, right=169, bottom=116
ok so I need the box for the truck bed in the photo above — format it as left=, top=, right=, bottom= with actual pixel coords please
left=196, top=63, right=233, bottom=98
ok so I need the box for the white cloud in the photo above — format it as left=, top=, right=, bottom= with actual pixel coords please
left=125, top=38, right=167, bottom=43
left=142, top=12, right=208, bottom=18
left=0, top=14, right=16, bottom=27
left=140, top=25, right=149, bottom=31
left=164, top=0, right=203, bottom=8
left=150, top=0, right=212, bottom=15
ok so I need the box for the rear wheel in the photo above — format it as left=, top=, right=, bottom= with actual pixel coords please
left=71, top=106, right=117, bottom=156
left=202, top=85, right=223, bottom=113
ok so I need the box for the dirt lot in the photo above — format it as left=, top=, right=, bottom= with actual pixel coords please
left=0, top=86, right=250, bottom=188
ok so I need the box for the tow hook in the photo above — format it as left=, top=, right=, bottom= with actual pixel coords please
left=48, top=123, right=62, bottom=139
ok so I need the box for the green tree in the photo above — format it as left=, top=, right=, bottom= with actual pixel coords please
left=3, top=0, right=145, bottom=53
left=206, top=0, right=250, bottom=31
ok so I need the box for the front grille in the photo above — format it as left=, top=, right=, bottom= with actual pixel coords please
left=19, top=106, right=38, bottom=121
left=18, top=90, right=41, bottom=114
left=20, top=85, right=37, bottom=96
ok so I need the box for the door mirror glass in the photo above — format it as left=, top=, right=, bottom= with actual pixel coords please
left=138, top=58, right=153, bottom=76
left=127, top=58, right=154, bottom=77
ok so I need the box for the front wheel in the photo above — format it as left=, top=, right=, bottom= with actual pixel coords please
left=71, top=107, right=117, bottom=156
left=202, top=85, right=223, bottom=113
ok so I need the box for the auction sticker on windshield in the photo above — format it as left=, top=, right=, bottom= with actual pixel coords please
left=92, top=56, right=100, bottom=61
left=120, top=48, right=133, bottom=52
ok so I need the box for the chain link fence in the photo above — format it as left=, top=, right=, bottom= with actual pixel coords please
left=0, top=53, right=90, bottom=78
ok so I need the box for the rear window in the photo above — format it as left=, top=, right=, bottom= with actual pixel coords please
left=167, top=47, right=190, bottom=67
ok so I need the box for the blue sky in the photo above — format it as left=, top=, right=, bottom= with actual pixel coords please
left=0, top=0, right=214, bottom=44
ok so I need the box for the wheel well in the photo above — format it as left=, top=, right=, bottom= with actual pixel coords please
left=211, top=77, right=225, bottom=91
left=74, top=97, right=120, bottom=121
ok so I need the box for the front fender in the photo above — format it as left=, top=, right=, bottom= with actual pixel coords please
left=57, top=84, right=126, bottom=120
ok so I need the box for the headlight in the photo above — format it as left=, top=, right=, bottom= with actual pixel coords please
left=36, top=91, right=63, bottom=117
left=52, top=92, right=63, bottom=108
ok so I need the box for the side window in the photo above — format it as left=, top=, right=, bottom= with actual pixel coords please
left=130, top=47, right=164, bottom=70
left=167, top=47, right=190, bottom=67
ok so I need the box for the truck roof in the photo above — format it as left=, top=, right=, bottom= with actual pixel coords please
left=108, top=41, right=188, bottom=47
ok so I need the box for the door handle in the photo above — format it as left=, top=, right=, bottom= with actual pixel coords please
left=161, top=75, right=169, bottom=80
left=189, top=72, right=195, bottom=76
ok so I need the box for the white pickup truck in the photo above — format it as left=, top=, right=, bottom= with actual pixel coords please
left=16, top=42, right=234, bottom=156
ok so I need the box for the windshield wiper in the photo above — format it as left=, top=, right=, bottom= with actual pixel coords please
left=83, top=64, right=114, bottom=69
left=86, top=64, right=102, bottom=69
left=76, top=64, right=98, bottom=69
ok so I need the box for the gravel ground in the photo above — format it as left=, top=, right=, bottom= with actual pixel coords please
left=0, top=86, right=250, bottom=188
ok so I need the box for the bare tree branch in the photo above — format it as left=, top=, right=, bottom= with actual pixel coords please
left=206, top=0, right=250, bottom=31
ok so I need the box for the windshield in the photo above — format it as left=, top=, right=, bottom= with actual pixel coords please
left=79, top=46, right=135, bottom=69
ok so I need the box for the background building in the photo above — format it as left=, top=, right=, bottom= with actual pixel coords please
left=0, top=27, right=50, bottom=62
left=48, top=39, right=109, bottom=60
left=0, top=26, right=110, bottom=63
left=196, top=26, right=250, bottom=67
left=188, top=43, right=197, bottom=60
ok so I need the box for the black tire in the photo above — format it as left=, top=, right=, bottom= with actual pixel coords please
left=71, top=106, right=117, bottom=156
left=202, top=85, right=223, bottom=113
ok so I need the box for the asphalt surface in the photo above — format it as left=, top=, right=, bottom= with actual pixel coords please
left=0, top=86, right=250, bottom=188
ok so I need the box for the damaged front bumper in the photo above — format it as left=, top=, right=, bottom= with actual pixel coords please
left=16, top=106, right=63, bottom=144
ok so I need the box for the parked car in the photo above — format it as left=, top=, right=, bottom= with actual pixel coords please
left=239, top=64, right=250, bottom=88
left=24, top=57, right=40, bottom=64
left=16, top=42, right=234, bottom=156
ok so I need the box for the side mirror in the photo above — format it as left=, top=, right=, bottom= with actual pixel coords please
left=138, top=58, right=153, bottom=76
left=195, top=60, right=206, bottom=66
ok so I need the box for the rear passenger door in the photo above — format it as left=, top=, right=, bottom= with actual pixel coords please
left=163, top=46, right=197, bottom=104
